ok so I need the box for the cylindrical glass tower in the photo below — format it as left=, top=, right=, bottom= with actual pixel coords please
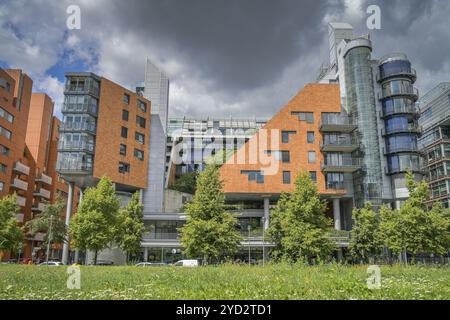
left=344, top=38, right=383, bottom=208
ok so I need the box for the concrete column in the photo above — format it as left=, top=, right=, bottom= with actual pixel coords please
left=333, top=198, right=341, bottom=231
left=263, top=197, right=270, bottom=230
left=144, top=248, right=149, bottom=262
left=139, top=189, right=144, bottom=203
left=62, top=182, right=75, bottom=265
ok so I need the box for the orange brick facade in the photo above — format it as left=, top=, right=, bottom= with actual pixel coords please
left=220, top=84, right=342, bottom=196
left=93, top=78, right=151, bottom=189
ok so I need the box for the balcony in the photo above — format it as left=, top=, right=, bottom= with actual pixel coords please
left=319, top=116, right=357, bottom=133
left=320, top=140, right=359, bottom=153
left=11, top=178, right=28, bottom=191
left=35, top=173, right=52, bottom=185
left=62, top=103, right=98, bottom=116
left=16, top=196, right=26, bottom=207
left=59, top=122, right=96, bottom=135
left=382, top=126, right=422, bottom=136
left=324, top=182, right=350, bottom=195
left=58, top=141, right=95, bottom=153
left=379, top=86, right=419, bottom=101
left=142, top=233, right=179, bottom=241
left=380, top=105, right=419, bottom=119
left=16, top=213, right=24, bottom=223
left=377, top=68, right=417, bottom=83
left=31, top=203, right=47, bottom=212
left=57, top=161, right=93, bottom=175
left=64, top=80, right=99, bottom=97
left=34, top=188, right=51, bottom=200
left=384, top=145, right=421, bottom=155
left=13, top=161, right=30, bottom=176
left=321, top=159, right=362, bottom=173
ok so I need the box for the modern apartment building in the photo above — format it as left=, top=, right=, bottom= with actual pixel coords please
left=418, top=83, right=450, bottom=208
left=57, top=72, right=151, bottom=263
left=165, top=116, right=268, bottom=187
left=142, top=59, right=169, bottom=214
left=317, top=22, right=422, bottom=209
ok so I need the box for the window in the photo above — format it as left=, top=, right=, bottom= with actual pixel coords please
left=0, top=181, right=4, bottom=191
left=308, top=151, right=316, bottom=164
left=283, top=171, right=291, bottom=184
left=135, top=132, right=145, bottom=144
left=282, top=131, right=296, bottom=143
left=0, top=163, right=6, bottom=174
left=281, top=151, right=290, bottom=163
left=134, top=149, right=144, bottom=161
left=119, top=162, right=130, bottom=173
left=310, top=171, right=317, bottom=183
left=241, top=170, right=264, bottom=184
left=137, top=100, right=147, bottom=113
left=123, top=93, right=130, bottom=104
left=0, top=78, right=10, bottom=92
left=0, top=126, right=11, bottom=140
left=136, top=116, right=146, bottom=129
left=120, top=144, right=127, bottom=156
left=292, top=112, right=314, bottom=124
left=307, top=132, right=315, bottom=144
left=122, top=109, right=129, bottom=121
left=0, top=144, right=9, bottom=156
left=0, top=107, right=14, bottom=123
left=121, top=127, right=128, bottom=139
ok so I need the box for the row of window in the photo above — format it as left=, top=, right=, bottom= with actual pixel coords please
left=281, top=130, right=315, bottom=144
left=240, top=170, right=319, bottom=185
left=119, top=144, right=144, bottom=161
left=265, top=150, right=317, bottom=164
left=123, top=93, right=148, bottom=113
left=121, top=127, right=146, bottom=145
left=291, top=111, right=314, bottom=124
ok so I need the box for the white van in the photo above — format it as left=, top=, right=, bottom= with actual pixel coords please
left=173, top=259, right=199, bottom=267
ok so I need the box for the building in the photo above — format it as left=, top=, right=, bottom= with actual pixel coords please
left=165, top=116, right=268, bottom=187
left=142, top=59, right=169, bottom=213
left=317, top=22, right=422, bottom=209
left=57, top=72, right=152, bottom=263
left=418, top=83, right=450, bottom=208
left=137, top=84, right=354, bottom=263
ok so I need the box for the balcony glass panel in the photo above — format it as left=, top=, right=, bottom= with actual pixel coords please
left=63, top=95, right=98, bottom=115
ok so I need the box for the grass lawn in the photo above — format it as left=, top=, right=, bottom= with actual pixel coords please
left=0, top=263, right=449, bottom=300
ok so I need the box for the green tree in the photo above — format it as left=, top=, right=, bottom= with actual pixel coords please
left=26, top=199, right=66, bottom=250
left=180, top=165, right=241, bottom=263
left=268, top=171, right=334, bottom=263
left=380, top=171, right=450, bottom=261
left=69, top=177, right=120, bottom=265
left=0, top=195, right=24, bottom=260
left=115, top=192, right=145, bottom=263
left=349, top=202, right=381, bottom=263
left=172, top=171, right=198, bottom=195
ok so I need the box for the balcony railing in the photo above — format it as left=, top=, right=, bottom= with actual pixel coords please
left=321, top=159, right=362, bottom=173
left=11, top=178, right=28, bottom=191
left=16, top=213, right=24, bottom=223
left=35, top=173, right=52, bottom=185
left=13, top=161, right=30, bottom=176
left=320, top=140, right=359, bottom=152
left=64, top=82, right=99, bottom=97
left=16, top=196, right=26, bottom=207
left=379, top=87, right=419, bottom=100
left=377, top=68, right=417, bottom=82
left=62, top=103, right=98, bottom=115
left=382, top=126, right=422, bottom=136
left=380, top=105, right=419, bottom=119
left=384, top=145, right=420, bottom=154
left=32, top=203, right=47, bottom=212
left=34, top=188, right=51, bottom=199
left=142, top=233, right=179, bottom=241
left=57, top=161, right=93, bottom=174
left=319, top=115, right=357, bottom=133
left=59, top=122, right=96, bottom=134
left=58, top=141, right=95, bottom=153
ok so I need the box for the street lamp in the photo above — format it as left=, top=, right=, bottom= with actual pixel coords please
left=247, top=225, right=251, bottom=266
left=262, top=217, right=265, bottom=267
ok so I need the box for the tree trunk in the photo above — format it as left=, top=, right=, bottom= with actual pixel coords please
left=0, top=251, right=4, bottom=262
left=94, top=250, right=98, bottom=265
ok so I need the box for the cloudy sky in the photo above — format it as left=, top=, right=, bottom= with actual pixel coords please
left=0, top=0, right=449, bottom=119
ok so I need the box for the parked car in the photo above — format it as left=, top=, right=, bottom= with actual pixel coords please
left=94, top=260, right=114, bottom=266
left=39, top=261, right=64, bottom=266
left=135, top=262, right=167, bottom=267
left=173, top=259, right=199, bottom=267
